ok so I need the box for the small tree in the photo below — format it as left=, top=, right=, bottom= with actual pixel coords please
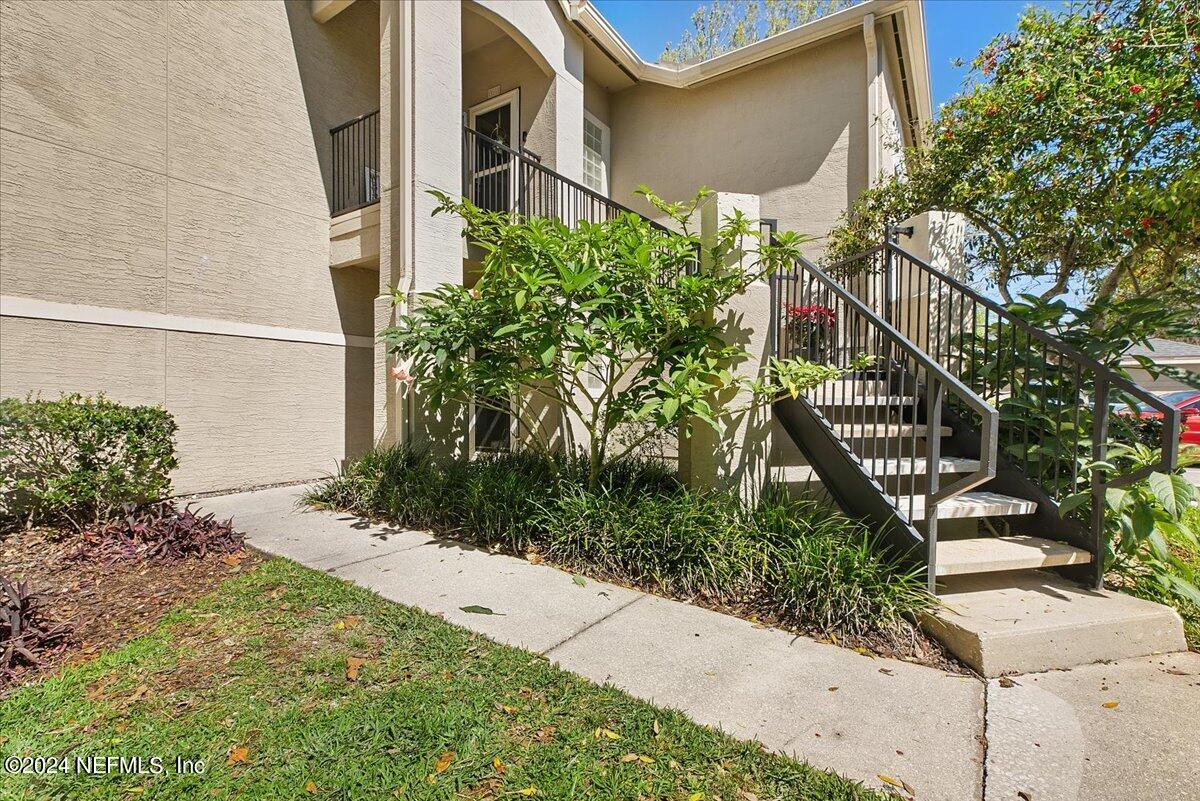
left=828, top=0, right=1200, bottom=305
left=383, top=188, right=858, bottom=489
left=660, top=0, right=855, bottom=63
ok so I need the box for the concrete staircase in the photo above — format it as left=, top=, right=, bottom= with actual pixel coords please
left=773, top=377, right=1186, bottom=675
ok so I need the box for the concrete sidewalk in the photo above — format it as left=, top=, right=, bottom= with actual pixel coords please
left=198, top=484, right=1200, bottom=801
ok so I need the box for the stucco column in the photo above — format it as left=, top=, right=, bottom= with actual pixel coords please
left=549, top=70, right=584, bottom=184
left=678, top=192, right=774, bottom=498
left=376, top=0, right=465, bottom=452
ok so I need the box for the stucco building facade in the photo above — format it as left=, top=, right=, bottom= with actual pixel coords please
left=0, top=0, right=937, bottom=493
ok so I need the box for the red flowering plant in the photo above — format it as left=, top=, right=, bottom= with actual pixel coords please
left=785, top=303, right=837, bottom=361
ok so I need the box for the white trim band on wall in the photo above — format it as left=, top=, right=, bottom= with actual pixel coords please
left=0, top=296, right=375, bottom=349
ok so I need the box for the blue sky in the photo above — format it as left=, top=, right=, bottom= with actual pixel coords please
left=592, top=0, right=1066, bottom=112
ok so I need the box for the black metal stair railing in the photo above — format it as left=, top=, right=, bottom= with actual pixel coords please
left=462, top=126, right=699, bottom=282
left=823, top=240, right=1181, bottom=587
left=463, top=126, right=666, bottom=230
left=771, top=255, right=999, bottom=587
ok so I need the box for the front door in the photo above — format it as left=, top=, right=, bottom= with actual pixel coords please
left=468, top=90, right=519, bottom=213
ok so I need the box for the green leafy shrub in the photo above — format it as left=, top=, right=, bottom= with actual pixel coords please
left=305, top=445, right=933, bottom=648
left=0, top=395, right=178, bottom=531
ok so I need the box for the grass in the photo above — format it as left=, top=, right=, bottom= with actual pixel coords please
left=304, top=446, right=935, bottom=650
left=0, top=558, right=882, bottom=800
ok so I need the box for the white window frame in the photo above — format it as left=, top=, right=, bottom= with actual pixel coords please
left=467, top=88, right=520, bottom=147
left=465, top=348, right=519, bottom=459
left=582, top=110, right=610, bottom=196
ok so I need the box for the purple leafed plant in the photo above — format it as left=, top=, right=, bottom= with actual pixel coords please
left=1, top=576, right=71, bottom=678
left=78, top=502, right=245, bottom=562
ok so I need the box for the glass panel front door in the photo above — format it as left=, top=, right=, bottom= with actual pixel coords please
left=471, top=103, right=514, bottom=213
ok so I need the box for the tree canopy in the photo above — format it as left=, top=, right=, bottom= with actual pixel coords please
left=827, top=0, right=1200, bottom=307
left=660, top=0, right=854, bottom=63
left=385, top=189, right=859, bottom=489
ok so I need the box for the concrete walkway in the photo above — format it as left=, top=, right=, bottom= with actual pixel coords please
left=198, top=485, right=1200, bottom=801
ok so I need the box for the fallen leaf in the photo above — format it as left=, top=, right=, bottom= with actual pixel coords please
left=1017, top=791, right=1032, bottom=801
left=304, top=780, right=318, bottom=794
left=517, top=788, right=538, bottom=797
left=572, top=575, right=586, bottom=587
left=1165, top=668, right=1189, bottom=676
left=527, top=553, right=544, bottom=565
left=827, top=686, right=839, bottom=692
left=492, top=756, right=505, bottom=773
left=652, top=719, right=661, bottom=736
left=221, top=554, right=242, bottom=567
left=496, top=703, right=517, bottom=715
left=460, top=605, right=503, bottom=615
left=620, top=753, right=640, bottom=763
left=877, top=774, right=904, bottom=789
left=738, top=791, right=759, bottom=801
left=434, top=751, right=455, bottom=773
left=637, top=754, right=654, bottom=764
left=226, top=746, right=248, bottom=766
left=998, top=676, right=1018, bottom=688
left=594, top=727, right=620, bottom=740
left=332, top=616, right=362, bottom=631
left=1102, top=701, right=1119, bottom=709
left=688, top=793, right=705, bottom=801
left=878, top=668, right=893, bottom=675
left=346, top=656, right=367, bottom=681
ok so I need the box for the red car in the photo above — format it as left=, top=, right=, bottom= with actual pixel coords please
left=1118, top=391, right=1200, bottom=445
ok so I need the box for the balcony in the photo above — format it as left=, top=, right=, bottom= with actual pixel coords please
left=330, top=109, right=380, bottom=217
left=329, top=110, right=379, bottom=269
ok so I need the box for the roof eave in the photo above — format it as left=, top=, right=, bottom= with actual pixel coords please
left=563, top=0, right=930, bottom=93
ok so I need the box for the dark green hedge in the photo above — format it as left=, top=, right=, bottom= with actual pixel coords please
left=0, top=394, right=178, bottom=531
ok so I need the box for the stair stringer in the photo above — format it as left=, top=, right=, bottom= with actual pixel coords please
left=773, top=395, right=926, bottom=565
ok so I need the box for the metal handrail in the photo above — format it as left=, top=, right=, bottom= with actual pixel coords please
left=463, top=126, right=672, bottom=233
left=773, top=254, right=999, bottom=586
left=824, top=239, right=1181, bottom=587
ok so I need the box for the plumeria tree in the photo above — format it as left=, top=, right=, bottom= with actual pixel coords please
left=384, top=188, right=859, bottom=489
left=828, top=0, right=1200, bottom=305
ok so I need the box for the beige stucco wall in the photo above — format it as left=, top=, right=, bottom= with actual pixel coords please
left=584, top=77, right=612, bottom=126
left=0, top=0, right=380, bottom=493
left=609, top=30, right=868, bottom=255
left=462, top=34, right=555, bottom=164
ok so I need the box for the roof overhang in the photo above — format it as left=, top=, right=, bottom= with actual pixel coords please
left=564, top=0, right=930, bottom=103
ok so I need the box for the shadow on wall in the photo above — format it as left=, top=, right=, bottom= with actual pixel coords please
left=332, top=266, right=378, bottom=464
left=609, top=30, right=869, bottom=246
left=285, top=0, right=381, bottom=213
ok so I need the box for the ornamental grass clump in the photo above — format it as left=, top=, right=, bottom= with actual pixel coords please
left=535, top=485, right=766, bottom=598
left=305, top=445, right=934, bottom=648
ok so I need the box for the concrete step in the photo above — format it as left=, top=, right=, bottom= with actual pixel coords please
left=777, top=457, right=979, bottom=484
left=897, top=491, right=1037, bottom=520
left=810, top=393, right=917, bottom=407
left=920, top=569, right=1187, bottom=676
left=831, top=423, right=951, bottom=439
left=935, top=535, right=1092, bottom=577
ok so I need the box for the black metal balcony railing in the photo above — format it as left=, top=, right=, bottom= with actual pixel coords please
left=330, top=110, right=380, bottom=217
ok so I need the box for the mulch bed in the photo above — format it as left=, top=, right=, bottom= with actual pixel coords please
left=0, top=527, right=260, bottom=693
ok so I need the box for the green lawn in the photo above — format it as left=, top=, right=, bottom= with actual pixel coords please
left=0, top=558, right=880, bottom=800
